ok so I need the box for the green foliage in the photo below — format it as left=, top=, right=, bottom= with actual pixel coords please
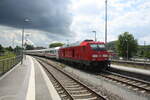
left=116, top=32, right=138, bottom=59
left=34, top=46, right=45, bottom=49
left=5, top=46, right=13, bottom=52
left=143, top=45, right=150, bottom=59
left=0, top=51, right=16, bottom=60
left=14, top=46, right=22, bottom=55
left=145, top=51, right=150, bottom=59
left=106, top=41, right=117, bottom=51
left=0, top=44, right=4, bottom=54
left=26, top=44, right=34, bottom=50
left=49, top=42, right=64, bottom=48
left=136, top=45, right=150, bottom=58
left=0, top=45, right=16, bottom=59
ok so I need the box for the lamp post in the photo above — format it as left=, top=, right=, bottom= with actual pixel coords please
left=144, top=41, right=146, bottom=66
left=92, top=31, right=97, bottom=41
left=144, top=41, right=146, bottom=58
left=105, top=0, right=108, bottom=44
left=67, top=39, right=69, bottom=46
left=125, top=40, right=129, bottom=60
left=25, top=34, right=30, bottom=46
left=24, top=34, right=30, bottom=59
left=21, top=19, right=31, bottom=64
left=12, top=36, right=15, bottom=48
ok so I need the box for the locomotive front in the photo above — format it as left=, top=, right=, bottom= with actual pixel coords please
left=88, top=42, right=110, bottom=69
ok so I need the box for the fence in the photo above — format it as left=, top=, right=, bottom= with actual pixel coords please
left=0, top=55, right=22, bottom=76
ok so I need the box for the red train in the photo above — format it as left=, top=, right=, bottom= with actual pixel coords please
left=59, top=40, right=110, bottom=70
left=26, top=40, right=111, bottom=70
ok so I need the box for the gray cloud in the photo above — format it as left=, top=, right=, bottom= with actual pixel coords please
left=0, top=0, right=72, bottom=35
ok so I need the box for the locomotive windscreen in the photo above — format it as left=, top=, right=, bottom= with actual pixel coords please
left=90, top=44, right=106, bottom=51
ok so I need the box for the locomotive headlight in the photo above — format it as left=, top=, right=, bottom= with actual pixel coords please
left=92, top=54, right=98, bottom=58
left=99, top=55, right=102, bottom=57
left=103, top=54, right=108, bottom=57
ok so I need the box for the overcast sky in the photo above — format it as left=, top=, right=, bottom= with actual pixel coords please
left=0, top=0, right=150, bottom=47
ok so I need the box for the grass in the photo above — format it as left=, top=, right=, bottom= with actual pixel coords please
left=0, top=51, right=16, bottom=60
left=0, top=51, right=16, bottom=75
left=112, top=62, right=150, bottom=70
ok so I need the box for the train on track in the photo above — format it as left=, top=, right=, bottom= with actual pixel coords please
left=26, top=40, right=111, bottom=70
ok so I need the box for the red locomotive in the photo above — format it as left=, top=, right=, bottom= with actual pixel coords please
left=59, top=40, right=110, bottom=70
left=26, top=40, right=111, bottom=70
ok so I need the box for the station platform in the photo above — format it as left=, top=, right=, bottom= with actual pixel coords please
left=0, top=56, right=61, bottom=100
left=111, top=64, right=150, bottom=76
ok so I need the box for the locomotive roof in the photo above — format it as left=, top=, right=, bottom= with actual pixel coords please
left=80, top=41, right=104, bottom=46
left=61, top=40, right=105, bottom=48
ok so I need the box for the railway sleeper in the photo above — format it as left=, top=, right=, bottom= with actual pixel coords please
left=58, top=90, right=65, bottom=94
left=139, top=84, right=147, bottom=87
left=68, top=89, right=88, bottom=93
left=70, top=90, right=90, bottom=95
left=145, top=87, right=150, bottom=89
left=73, top=94, right=97, bottom=100
left=65, top=83, right=78, bottom=86
left=66, top=87, right=84, bottom=90
left=65, top=85, right=80, bottom=88
left=134, top=82, right=142, bottom=85
left=72, top=92, right=92, bottom=97
left=75, top=96, right=98, bottom=100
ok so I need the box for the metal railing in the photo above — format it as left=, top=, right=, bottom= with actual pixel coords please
left=0, top=55, right=22, bottom=76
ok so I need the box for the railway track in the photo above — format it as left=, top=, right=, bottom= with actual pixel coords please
left=37, top=58, right=107, bottom=100
left=99, top=71, right=150, bottom=94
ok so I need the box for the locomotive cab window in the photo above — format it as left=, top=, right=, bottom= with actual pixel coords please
left=90, top=44, right=106, bottom=51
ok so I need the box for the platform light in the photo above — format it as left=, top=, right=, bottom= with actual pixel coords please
left=92, top=31, right=97, bottom=41
left=105, top=0, right=108, bottom=44
left=21, top=18, right=31, bottom=64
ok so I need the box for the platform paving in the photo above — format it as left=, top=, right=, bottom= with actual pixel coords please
left=111, top=64, right=150, bottom=76
left=0, top=56, right=60, bottom=100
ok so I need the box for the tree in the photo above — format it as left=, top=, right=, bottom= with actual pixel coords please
left=49, top=42, right=64, bottom=48
left=144, top=45, right=150, bottom=59
left=5, top=46, right=13, bottom=52
left=26, top=44, right=34, bottom=50
left=116, top=32, right=138, bottom=59
left=34, top=46, right=45, bottom=50
left=14, top=46, right=22, bottom=55
left=0, top=44, right=4, bottom=51
left=106, top=41, right=117, bottom=51
left=145, top=51, right=150, bottom=59
left=0, top=44, right=4, bottom=55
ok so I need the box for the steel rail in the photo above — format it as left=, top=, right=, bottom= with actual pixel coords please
left=106, top=70, right=150, bottom=85
left=38, top=60, right=74, bottom=100
left=99, top=71, right=150, bottom=94
left=37, top=58, right=107, bottom=100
